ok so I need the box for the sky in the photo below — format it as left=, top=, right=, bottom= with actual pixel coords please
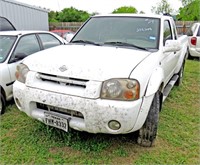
left=15, top=0, right=183, bottom=14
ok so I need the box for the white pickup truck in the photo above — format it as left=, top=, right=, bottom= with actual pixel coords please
left=13, top=14, right=188, bottom=147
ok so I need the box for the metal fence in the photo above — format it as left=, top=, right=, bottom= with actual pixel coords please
left=49, top=21, right=197, bottom=34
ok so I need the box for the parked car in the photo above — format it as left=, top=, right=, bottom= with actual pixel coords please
left=13, top=14, right=188, bottom=147
left=50, top=29, right=74, bottom=39
left=0, top=31, right=67, bottom=115
left=187, top=22, right=200, bottom=59
left=0, top=16, right=16, bottom=31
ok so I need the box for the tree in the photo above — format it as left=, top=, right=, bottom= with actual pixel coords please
left=177, top=0, right=200, bottom=20
left=57, top=7, right=90, bottom=22
left=112, top=6, right=137, bottom=14
left=151, top=0, right=173, bottom=14
left=48, top=11, right=59, bottom=22
left=180, top=0, right=194, bottom=6
left=49, top=7, right=90, bottom=22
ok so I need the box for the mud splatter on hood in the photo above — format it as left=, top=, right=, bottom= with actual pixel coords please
left=23, top=44, right=151, bottom=81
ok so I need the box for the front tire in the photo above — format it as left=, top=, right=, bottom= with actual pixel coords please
left=137, top=92, right=160, bottom=147
left=0, top=93, right=6, bottom=115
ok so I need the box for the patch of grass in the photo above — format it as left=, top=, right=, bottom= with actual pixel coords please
left=0, top=60, right=199, bottom=164
left=113, top=147, right=128, bottom=157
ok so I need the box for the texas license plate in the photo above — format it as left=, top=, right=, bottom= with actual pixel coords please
left=44, top=112, right=68, bottom=132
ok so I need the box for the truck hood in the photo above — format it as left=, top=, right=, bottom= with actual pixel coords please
left=24, top=44, right=151, bottom=81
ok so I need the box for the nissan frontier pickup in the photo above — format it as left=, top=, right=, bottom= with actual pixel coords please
left=13, top=14, right=188, bottom=147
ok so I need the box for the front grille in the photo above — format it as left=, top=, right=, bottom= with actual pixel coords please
left=37, top=73, right=89, bottom=88
left=37, top=103, right=84, bottom=119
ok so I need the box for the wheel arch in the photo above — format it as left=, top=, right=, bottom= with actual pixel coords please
left=144, top=67, right=165, bottom=97
left=132, top=86, right=163, bottom=132
left=132, top=70, right=164, bottom=132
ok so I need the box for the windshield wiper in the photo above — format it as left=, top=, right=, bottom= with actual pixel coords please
left=103, top=41, right=148, bottom=51
left=71, top=40, right=101, bottom=46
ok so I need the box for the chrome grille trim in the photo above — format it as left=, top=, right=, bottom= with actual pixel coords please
left=37, top=73, right=89, bottom=88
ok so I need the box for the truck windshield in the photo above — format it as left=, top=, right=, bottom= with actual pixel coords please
left=71, top=16, right=160, bottom=50
left=0, top=36, right=17, bottom=63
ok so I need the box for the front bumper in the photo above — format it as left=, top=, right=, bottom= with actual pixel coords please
left=13, top=81, right=154, bottom=134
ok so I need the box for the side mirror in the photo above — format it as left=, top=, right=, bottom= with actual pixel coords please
left=163, top=40, right=181, bottom=53
left=65, top=33, right=74, bottom=42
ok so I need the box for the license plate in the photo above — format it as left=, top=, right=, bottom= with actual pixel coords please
left=44, top=112, right=68, bottom=132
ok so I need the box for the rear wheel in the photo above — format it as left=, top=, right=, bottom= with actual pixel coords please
left=137, top=92, right=160, bottom=147
left=187, top=51, right=194, bottom=60
left=175, top=60, right=185, bottom=86
left=0, top=93, right=6, bottom=115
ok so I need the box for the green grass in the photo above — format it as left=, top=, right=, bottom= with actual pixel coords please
left=0, top=59, right=200, bottom=164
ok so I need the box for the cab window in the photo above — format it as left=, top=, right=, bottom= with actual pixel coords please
left=163, top=20, right=172, bottom=46
left=171, top=21, right=177, bottom=39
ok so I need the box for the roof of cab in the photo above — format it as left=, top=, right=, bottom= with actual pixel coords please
left=92, top=14, right=171, bottom=19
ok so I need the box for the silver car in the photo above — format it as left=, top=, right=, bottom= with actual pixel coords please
left=187, top=22, right=200, bottom=59
left=0, top=31, right=67, bottom=114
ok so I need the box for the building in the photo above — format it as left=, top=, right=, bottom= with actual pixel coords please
left=0, top=0, right=49, bottom=30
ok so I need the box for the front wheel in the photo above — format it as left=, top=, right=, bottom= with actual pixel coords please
left=0, top=93, right=6, bottom=115
left=137, top=92, right=160, bottom=147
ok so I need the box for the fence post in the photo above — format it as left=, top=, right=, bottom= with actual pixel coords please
left=183, top=24, right=186, bottom=34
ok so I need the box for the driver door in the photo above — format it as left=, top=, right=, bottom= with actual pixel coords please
left=162, top=20, right=179, bottom=84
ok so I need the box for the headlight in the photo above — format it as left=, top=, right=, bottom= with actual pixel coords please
left=101, top=79, right=140, bottom=101
left=15, top=63, right=29, bottom=83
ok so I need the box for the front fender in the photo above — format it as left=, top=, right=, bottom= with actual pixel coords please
left=145, top=67, right=164, bottom=97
